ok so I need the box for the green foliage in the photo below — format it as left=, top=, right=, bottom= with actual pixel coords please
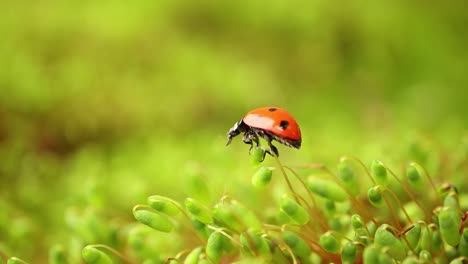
left=0, top=2, right=466, bottom=262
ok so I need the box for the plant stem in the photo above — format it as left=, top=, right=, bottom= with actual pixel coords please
left=386, top=166, right=430, bottom=222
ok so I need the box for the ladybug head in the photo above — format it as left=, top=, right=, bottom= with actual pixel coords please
left=226, top=120, right=243, bottom=146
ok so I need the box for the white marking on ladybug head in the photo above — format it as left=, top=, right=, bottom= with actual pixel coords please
left=226, top=121, right=242, bottom=146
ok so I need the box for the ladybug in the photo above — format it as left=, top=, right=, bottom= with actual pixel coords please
left=226, top=107, right=301, bottom=160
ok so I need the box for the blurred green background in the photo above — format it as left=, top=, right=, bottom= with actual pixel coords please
left=0, top=0, right=466, bottom=262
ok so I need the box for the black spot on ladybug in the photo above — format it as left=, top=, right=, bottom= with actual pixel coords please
left=279, top=120, right=289, bottom=130
left=268, top=107, right=277, bottom=112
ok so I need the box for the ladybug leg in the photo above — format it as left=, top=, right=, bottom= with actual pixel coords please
left=242, top=133, right=254, bottom=153
left=243, top=131, right=259, bottom=154
left=264, top=134, right=279, bottom=157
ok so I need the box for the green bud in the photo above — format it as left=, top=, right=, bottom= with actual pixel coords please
left=184, top=247, right=203, bottom=264
left=280, top=195, right=309, bottom=225
left=419, top=250, right=432, bottom=262
left=363, top=246, right=379, bottom=263
left=324, top=200, right=336, bottom=215
left=351, top=214, right=364, bottom=230
left=355, top=228, right=371, bottom=245
left=239, top=231, right=271, bottom=259
left=439, top=207, right=461, bottom=246
left=406, top=163, right=423, bottom=190
left=282, top=231, right=311, bottom=261
left=142, top=259, right=158, bottom=264
left=402, top=256, right=419, bottom=264
left=432, top=229, right=443, bottom=251
left=213, top=202, right=244, bottom=232
left=133, top=209, right=175, bottom=233
left=400, top=201, right=425, bottom=222
left=450, top=257, right=468, bottom=264
left=166, top=259, right=179, bottom=264
left=206, top=231, right=224, bottom=263
left=185, top=198, right=213, bottom=224
left=49, top=244, right=67, bottom=264
left=367, top=186, right=385, bottom=208
left=420, top=228, right=432, bottom=251
left=371, top=160, right=388, bottom=186
left=404, top=223, right=421, bottom=251
left=319, top=232, right=340, bottom=253
left=444, top=192, right=460, bottom=210
left=251, top=167, right=273, bottom=187
left=191, top=218, right=210, bottom=240
left=231, top=200, right=262, bottom=231
left=251, top=148, right=266, bottom=165
left=7, top=258, right=27, bottom=264
left=367, top=221, right=377, bottom=236
left=374, top=224, right=406, bottom=261
left=341, top=241, right=357, bottom=264
left=81, top=246, right=113, bottom=264
left=213, top=200, right=262, bottom=233
left=307, top=177, right=347, bottom=202
left=147, top=196, right=180, bottom=216
left=328, top=216, right=344, bottom=232
left=337, top=163, right=360, bottom=196
left=378, top=251, right=393, bottom=264
left=459, top=230, right=468, bottom=257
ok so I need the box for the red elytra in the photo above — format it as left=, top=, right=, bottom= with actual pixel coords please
left=226, top=107, right=301, bottom=159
